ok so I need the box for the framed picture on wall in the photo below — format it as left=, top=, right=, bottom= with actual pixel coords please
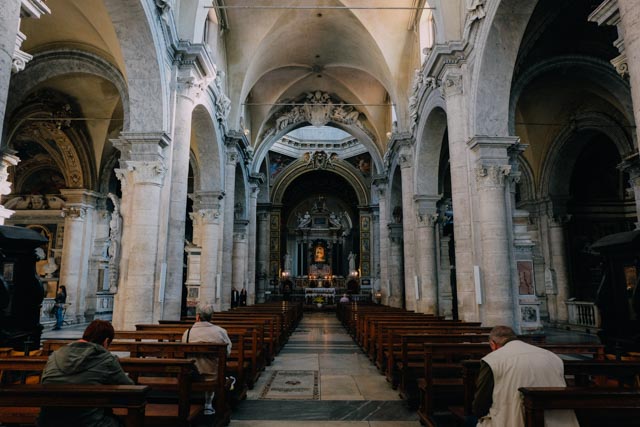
left=361, top=216, right=370, bottom=232
left=2, top=263, right=14, bottom=282
left=517, top=261, right=534, bottom=295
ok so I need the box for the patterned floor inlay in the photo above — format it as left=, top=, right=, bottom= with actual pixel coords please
left=259, top=370, right=320, bottom=400
left=231, top=400, right=419, bottom=421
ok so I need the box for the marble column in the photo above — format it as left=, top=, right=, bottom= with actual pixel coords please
left=371, top=209, right=380, bottom=293
left=415, top=196, right=439, bottom=314
left=373, top=178, right=391, bottom=305
left=438, top=234, right=453, bottom=318
left=548, top=215, right=571, bottom=323
left=232, top=220, right=249, bottom=297
left=164, top=76, right=204, bottom=320
left=112, top=133, right=169, bottom=330
left=0, top=0, right=20, bottom=138
left=191, top=191, right=222, bottom=307
left=388, top=223, right=404, bottom=308
left=245, top=181, right=260, bottom=305
left=0, top=150, right=19, bottom=224
left=0, top=0, right=49, bottom=138
left=59, top=189, right=98, bottom=323
left=616, top=1, right=640, bottom=152
left=220, top=144, right=238, bottom=310
left=442, top=67, right=478, bottom=321
left=399, top=145, right=418, bottom=311
left=618, top=154, right=640, bottom=227
left=256, top=208, right=270, bottom=303
left=468, top=136, right=517, bottom=327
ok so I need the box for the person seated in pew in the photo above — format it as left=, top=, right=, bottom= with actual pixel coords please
left=39, top=319, right=134, bottom=427
left=182, top=302, right=232, bottom=416
left=340, top=294, right=350, bottom=304
left=469, top=325, right=579, bottom=427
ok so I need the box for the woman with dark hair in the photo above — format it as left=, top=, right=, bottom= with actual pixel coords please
left=53, top=285, right=66, bottom=330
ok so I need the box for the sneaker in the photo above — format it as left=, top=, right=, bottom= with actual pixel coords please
left=226, top=376, right=236, bottom=391
left=204, top=404, right=215, bottom=416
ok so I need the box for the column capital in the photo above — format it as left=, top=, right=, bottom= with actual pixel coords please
left=115, top=161, right=167, bottom=187
left=414, top=195, right=440, bottom=227
left=441, top=67, right=463, bottom=97
left=589, top=0, right=628, bottom=78
left=111, top=132, right=170, bottom=163
left=475, top=164, right=511, bottom=188
left=193, top=191, right=224, bottom=211
left=59, top=188, right=100, bottom=207
left=190, top=208, right=221, bottom=225
left=62, top=206, right=87, bottom=219
left=468, top=135, right=520, bottom=162
left=619, top=152, right=640, bottom=181
left=21, top=0, right=51, bottom=18
left=372, top=175, right=388, bottom=189
left=176, top=75, right=210, bottom=101
left=225, top=147, right=239, bottom=165
left=0, top=149, right=20, bottom=197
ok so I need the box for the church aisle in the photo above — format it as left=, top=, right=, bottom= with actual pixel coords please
left=228, top=312, right=421, bottom=426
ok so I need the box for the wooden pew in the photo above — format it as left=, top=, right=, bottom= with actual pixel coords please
left=451, top=359, right=640, bottom=424
left=0, top=356, right=229, bottom=427
left=0, top=384, right=150, bottom=427
left=378, top=324, right=488, bottom=371
left=416, top=342, right=606, bottom=427
left=520, top=387, right=640, bottom=427
left=132, top=325, right=261, bottom=389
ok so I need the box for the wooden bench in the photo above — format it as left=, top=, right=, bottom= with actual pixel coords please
left=416, top=342, right=606, bottom=427
left=0, top=383, right=149, bottom=427
left=132, top=324, right=261, bottom=389
left=520, top=387, right=640, bottom=427
left=0, top=356, right=229, bottom=427
left=449, top=359, right=640, bottom=425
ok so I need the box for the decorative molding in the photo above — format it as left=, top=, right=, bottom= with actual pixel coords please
left=475, top=164, right=511, bottom=188
left=0, top=150, right=20, bottom=197
left=302, top=150, right=338, bottom=170
left=442, top=72, right=463, bottom=97
left=190, top=208, right=221, bottom=225
left=464, top=0, right=486, bottom=34
left=62, top=206, right=87, bottom=219
left=12, top=30, right=32, bottom=73
left=260, top=91, right=376, bottom=143
left=177, top=75, right=209, bottom=99
left=116, top=161, right=167, bottom=187
left=588, top=0, right=628, bottom=78
left=408, top=68, right=437, bottom=133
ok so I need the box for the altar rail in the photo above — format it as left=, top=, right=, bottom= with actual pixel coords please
left=566, top=301, right=600, bottom=329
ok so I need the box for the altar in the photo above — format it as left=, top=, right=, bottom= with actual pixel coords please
left=304, top=287, right=336, bottom=305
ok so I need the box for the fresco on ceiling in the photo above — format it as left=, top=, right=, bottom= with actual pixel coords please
left=269, top=152, right=296, bottom=180
left=345, top=153, right=372, bottom=177
left=22, top=169, right=66, bottom=194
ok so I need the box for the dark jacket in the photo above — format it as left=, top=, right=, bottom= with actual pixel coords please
left=38, top=341, right=133, bottom=427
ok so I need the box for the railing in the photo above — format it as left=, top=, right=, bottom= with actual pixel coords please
left=566, top=300, right=601, bottom=329
left=95, top=292, right=114, bottom=320
left=40, top=298, right=56, bottom=324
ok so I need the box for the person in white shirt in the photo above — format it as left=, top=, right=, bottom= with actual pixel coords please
left=182, top=303, right=232, bottom=416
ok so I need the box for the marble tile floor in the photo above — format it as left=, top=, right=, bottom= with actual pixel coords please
left=230, top=312, right=422, bottom=427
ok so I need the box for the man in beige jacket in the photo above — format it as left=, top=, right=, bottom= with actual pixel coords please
left=473, top=326, right=579, bottom=427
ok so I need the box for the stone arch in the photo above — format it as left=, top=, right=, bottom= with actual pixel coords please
left=103, top=0, right=168, bottom=132
left=470, top=0, right=538, bottom=136
left=253, top=120, right=383, bottom=176
left=540, top=112, right=634, bottom=198
left=6, top=50, right=129, bottom=129
left=509, top=55, right=634, bottom=134
left=414, top=91, right=447, bottom=195
left=271, top=160, right=369, bottom=207
left=516, top=154, right=535, bottom=204
left=191, top=104, right=224, bottom=193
